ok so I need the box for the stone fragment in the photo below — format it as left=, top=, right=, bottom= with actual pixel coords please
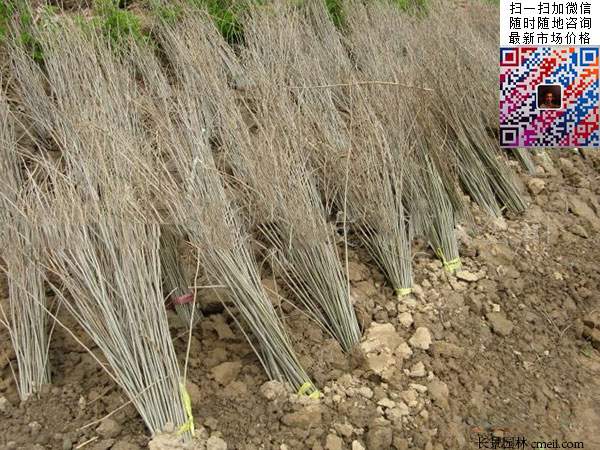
left=409, top=361, right=427, bottom=378
left=527, top=178, right=545, bottom=195
left=348, top=261, right=370, bottom=282
left=366, top=419, right=392, bottom=450
left=0, top=396, right=11, bottom=414
left=96, top=418, right=121, bottom=439
left=455, top=270, right=481, bottom=282
left=377, top=398, right=396, bottom=409
left=325, top=434, right=343, bottom=450
left=112, top=442, right=141, bottom=450
left=410, top=383, right=428, bottom=393
left=386, top=402, right=409, bottom=420
left=486, top=312, right=514, bottom=337
left=409, top=327, right=432, bottom=350
left=281, top=404, right=322, bottom=428
left=583, top=312, right=600, bottom=329
left=259, top=380, right=288, bottom=400
left=357, top=386, right=373, bottom=399
left=360, top=323, right=405, bottom=379
left=393, top=343, right=411, bottom=363
left=351, top=441, right=365, bottom=450
left=398, top=312, right=414, bottom=328
left=583, top=326, right=600, bottom=349
left=211, top=361, right=242, bottom=385
left=206, top=436, right=227, bottom=450
left=430, top=342, right=464, bottom=359
left=428, top=379, right=450, bottom=409
left=333, top=422, right=354, bottom=438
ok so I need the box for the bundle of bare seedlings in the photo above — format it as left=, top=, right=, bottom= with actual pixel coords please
left=408, top=149, right=462, bottom=273
left=117, top=40, right=199, bottom=325
left=9, top=19, right=193, bottom=439
left=259, top=2, right=414, bottom=296
left=409, top=0, right=527, bottom=215
left=344, top=87, right=415, bottom=295
left=43, top=209, right=191, bottom=437
left=0, top=93, right=52, bottom=402
left=231, top=3, right=361, bottom=351
left=140, top=15, right=319, bottom=396
left=341, top=1, right=467, bottom=273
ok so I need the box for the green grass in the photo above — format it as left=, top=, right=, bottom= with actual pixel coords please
left=188, top=0, right=248, bottom=44
left=183, top=0, right=344, bottom=44
left=93, top=0, right=146, bottom=46
left=0, top=0, right=16, bottom=42
left=392, top=0, right=428, bottom=13
left=0, top=1, right=46, bottom=63
left=150, top=1, right=183, bottom=24
left=325, top=0, right=344, bottom=28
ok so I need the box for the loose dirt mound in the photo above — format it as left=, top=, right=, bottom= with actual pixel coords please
left=1, top=150, right=599, bottom=449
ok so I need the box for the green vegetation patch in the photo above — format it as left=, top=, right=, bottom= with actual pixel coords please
left=93, top=0, right=146, bottom=46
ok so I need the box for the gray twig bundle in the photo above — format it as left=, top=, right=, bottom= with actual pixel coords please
left=0, top=94, right=51, bottom=400
left=9, top=19, right=191, bottom=438
left=140, top=15, right=319, bottom=395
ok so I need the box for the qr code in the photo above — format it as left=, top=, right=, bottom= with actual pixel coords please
left=499, top=47, right=599, bottom=147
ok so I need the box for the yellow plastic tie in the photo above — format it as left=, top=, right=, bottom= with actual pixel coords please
left=435, top=248, right=461, bottom=273
left=298, top=381, right=321, bottom=399
left=178, top=382, right=195, bottom=436
left=394, top=287, right=413, bottom=297
left=443, top=258, right=462, bottom=272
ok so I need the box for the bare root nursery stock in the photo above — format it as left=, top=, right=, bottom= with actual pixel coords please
left=0, top=0, right=531, bottom=445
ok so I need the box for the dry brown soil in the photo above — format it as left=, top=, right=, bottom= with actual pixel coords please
left=1, top=150, right=600, bottom=449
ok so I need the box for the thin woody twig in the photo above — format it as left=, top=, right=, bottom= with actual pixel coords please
left=286, top=80, right=434, bottom=92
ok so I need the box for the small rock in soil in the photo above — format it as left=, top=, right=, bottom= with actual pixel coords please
left=281, top=403, right=322, bottom=428
left=430, top=341, right=464, bottom=359
left=410, top=383, right=428, bottom=393
left=351, top=441, right=366, bottom=450
left=527, top=178, right=545, bottom=195
left=325, top=433, right=343, bottom=450
left=62, top=437, right=73, bottom=450
left=357, top=386, right=373, bottom=399
left=348, top=261, right=370, bottom=282
left=396, top=341, right=413, bottom=360
left=583, top=326, right=600, bottom=349
left=409, top=361, right=427, bottom=378
left=366, top=419, right=393, bottom=450
left=112, top=441, right=141, bottom=450
left=486, top=312, right=514, bottom=337
left=333, top=422, right=354, bottom=438
left=412, top=284, right=425, bottom=299
left=377, top=398, right=396, bottom=409
left=204, top=417, right=218, bottom=430
left=90, top=439, right=115, bottom=450
left=259, top=380, right=288, bottom=400
left=387, top=402, right=409, bottom=419
left=428, top=379, right=450, bottom=409
left=360, top=322, right=403, bottom=378
left=206, top=435, right=227, bottom=450
left=0, top=395, right=11, bottom=414
left=398, top=312, right=414, bottom=328
left=211, top=315, right=235, bottom=340
left=210, top=361, right=242, bottom=385
left=400, top=389, right=418, bottom=407
left=409, top=327, right=432, bottom=350
left=455, top=270, right=481, bottom=282
left=583, top=312, right=600, bottom=329
left=186, top=380, right=202, bottom=407
left=148, top=433, right=198, bottom=450
left=96, top=418, right=121, bottom=439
